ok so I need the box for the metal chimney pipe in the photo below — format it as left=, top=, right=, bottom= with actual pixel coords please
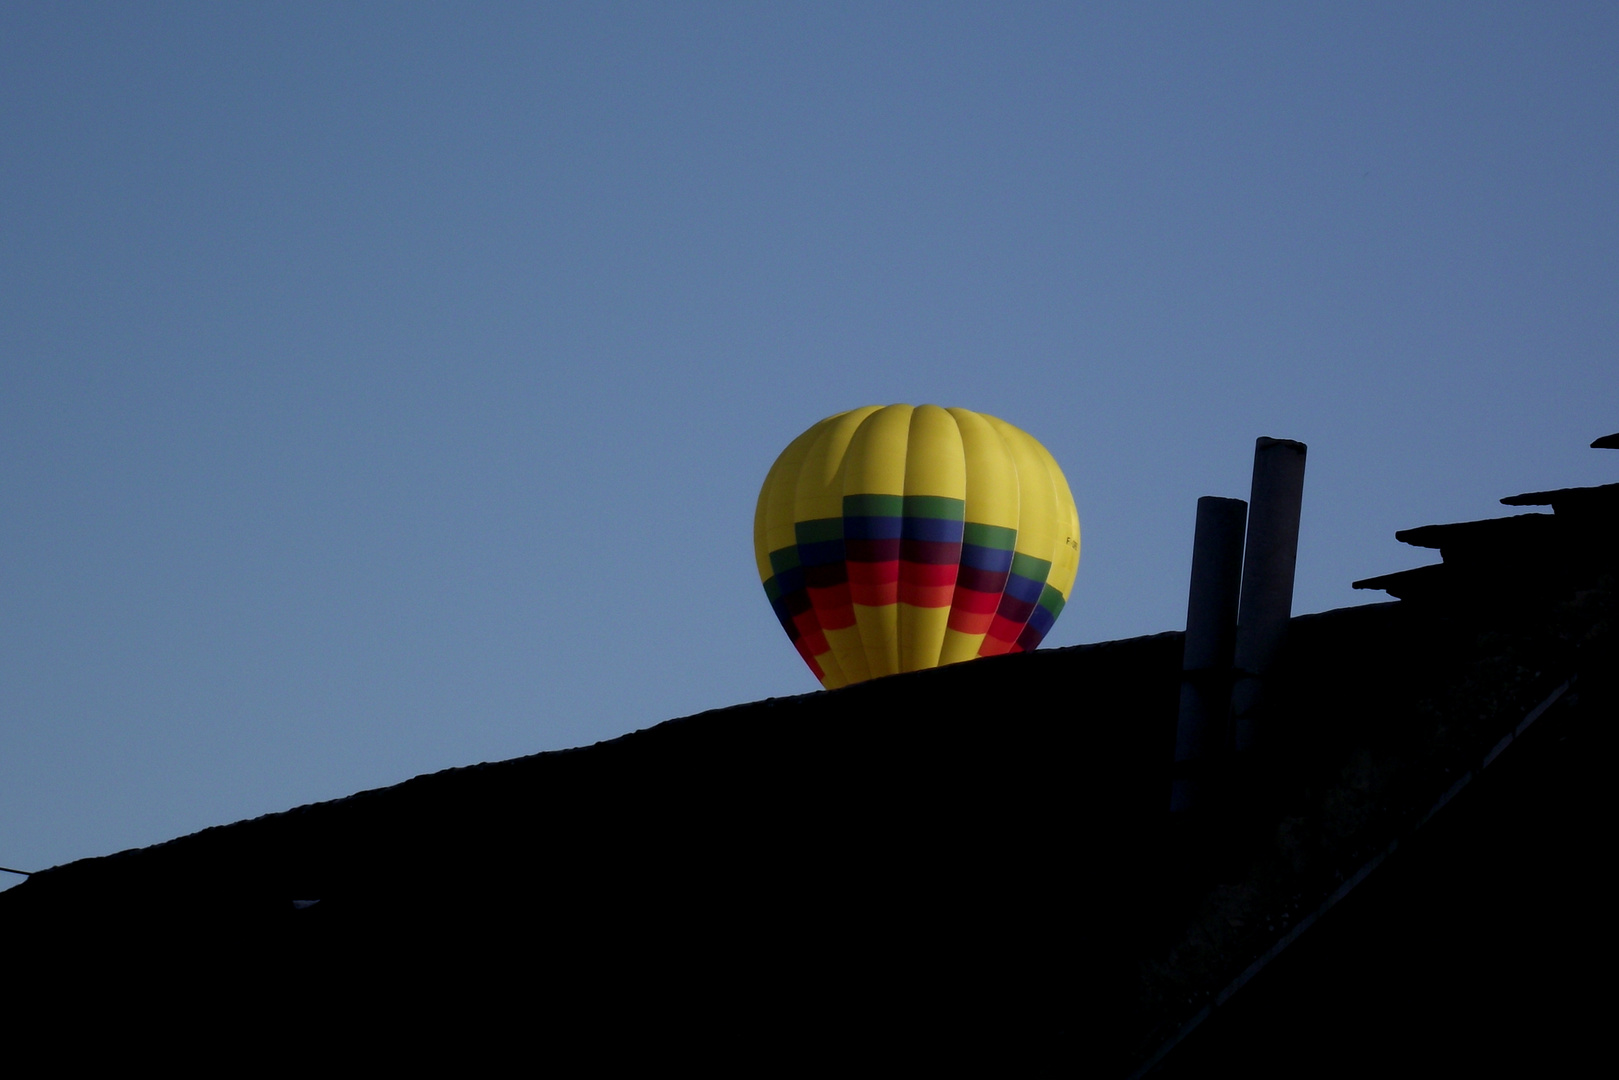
left=1171, top=496, right=1249, bottom=813
left=1230, top=437, right=1308, bottom=755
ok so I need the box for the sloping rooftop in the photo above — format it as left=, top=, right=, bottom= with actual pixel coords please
left=5, top=436, right=1614, bottom=1072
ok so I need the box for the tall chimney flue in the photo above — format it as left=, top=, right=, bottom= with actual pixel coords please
left=1230, top=437, right=1308, bottom=755
left=1171, top=495, right=1249, bottom=813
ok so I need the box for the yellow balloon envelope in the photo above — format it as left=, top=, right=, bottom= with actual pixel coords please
left=753, top=405, right=1080, bottom=688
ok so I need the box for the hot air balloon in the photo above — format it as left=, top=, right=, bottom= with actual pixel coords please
left=753, top=405, right=1080, bottom=689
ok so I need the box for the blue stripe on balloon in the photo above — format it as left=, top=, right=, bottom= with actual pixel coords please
left=959, top=542, right=1015, bottom=573
left=900, top=516, right=965, bottom=543
left=1003, top=572, right=1045, bottom=605
left=843, top=515, right=903, bottom=540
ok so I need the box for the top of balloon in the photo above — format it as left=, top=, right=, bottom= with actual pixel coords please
left=753, top=405, right=1080, bottom=689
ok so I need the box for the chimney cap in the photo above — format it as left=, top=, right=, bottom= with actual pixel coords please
left=1255, top=436, right=1307, bottom=454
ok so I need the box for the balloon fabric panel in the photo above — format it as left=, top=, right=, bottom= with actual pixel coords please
left=795, top=406, right=881, bottom=685
left=977, top=416, right=1060, bottom=657
left=758, top=415, right=839, bottom=686
left=843, top=405, right=912, bottom=680
left=898, top=405, right=966, bottom=673
left=1016, top=437, right=1082, bottom=653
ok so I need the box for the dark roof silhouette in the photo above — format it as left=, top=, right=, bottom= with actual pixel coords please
left=5, top=437, right=1614, bottom=1073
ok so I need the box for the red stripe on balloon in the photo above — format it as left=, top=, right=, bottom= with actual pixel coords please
left=847, top=560, right=899, bottom=606
left=947, top=589, right=1000, bottom=633
left=950, top=586, right=1002, bottom=615
left=791, top=610, right=830, bottom=657
left=792, top=636, right=825, bottom=678
left=901, top=561, right=958, bottom=587
left=978, top=614, right=1026, bottom=656
left=808, top=582, right=857, bottom=630
left=948, top=609, right=996, bottom=634
left=899, top=581, right=956, bottom=607
left=844, top=538, right=901, bottom=562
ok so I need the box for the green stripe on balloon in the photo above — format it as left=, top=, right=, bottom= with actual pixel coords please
left=962, top=522, right=1017, bottom=550
left=901, top=495, right=966, bottom=520
left=794, top=517, right=844, bottom=544
left=842, top=493, right=904, bottom=517
left=1009, top=551, right=1053, bottom=582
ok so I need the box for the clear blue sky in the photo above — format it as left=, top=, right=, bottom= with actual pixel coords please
left=3, top=3, right=1615, bottom=883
